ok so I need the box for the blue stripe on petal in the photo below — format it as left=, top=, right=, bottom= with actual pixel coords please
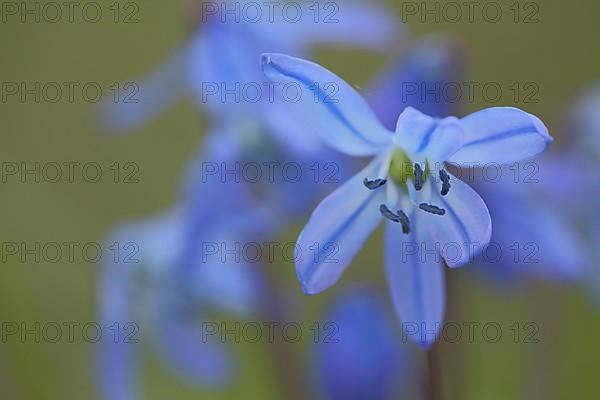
left=296, top=158, right=386, bottom=294
left=393, top=108, right=464, bottom=162
left=449, top=107, right=553, bottom=165
left=303, top=190, right=379, bottom=283
left=267, top=61, right=382, bottom=149
left=416, top=124, right=438, bottom=153
left=384, top=215, right=445, bottom=349
left=435, top=192, right=470, bottom=246
left=425, top=175, right=491, bottom=268
left=461, top=126, right=540, bottom=148
left=262, top=53, right=392, bottom=156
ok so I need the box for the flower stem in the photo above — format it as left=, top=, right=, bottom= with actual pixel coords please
left=526, top=282, right=562, bottom=400
left=257, top=264, right=307, bottom=400
left=444, top=269, right=467, bottom=400
left=425, top=341, right=445, bottom=400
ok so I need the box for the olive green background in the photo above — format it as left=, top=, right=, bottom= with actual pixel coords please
left=1, top=0, right=599, bottom=399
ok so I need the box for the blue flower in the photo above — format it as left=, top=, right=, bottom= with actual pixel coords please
left=314, top=288, right=412, bottom=400
left=98, top=206, right=266, bottom=399
left=100, top=0, right=400, bottom=138
left=364, top=37, right=587, bottom=289
left=262, top=53, right=553, bottom=347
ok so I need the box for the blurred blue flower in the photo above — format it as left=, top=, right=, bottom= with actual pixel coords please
left=472, top=160, right=587, bottom=285
left=262, top=53, right=552, bottom=347
left=100, top=0, right=400, bottom=138
left=314, top=288, right=412, bottom=400
left=570, top=84, right=600, bottom=159
left=101, top=1, right=399, bottom=220
left=468, top=87, right=600, bottom=288
left=563, top=86, right=600, bottom=301
left=367, top=34, right=467, bottom=129
left=98, top=203, right=269, bottom=399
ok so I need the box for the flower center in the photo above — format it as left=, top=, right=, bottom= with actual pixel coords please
left=363, top=149, right=452, bottom=234
left=388, top=149, right=429, bottom=189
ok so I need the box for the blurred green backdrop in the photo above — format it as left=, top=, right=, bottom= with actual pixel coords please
left=1, top=0, right=599, bottom=399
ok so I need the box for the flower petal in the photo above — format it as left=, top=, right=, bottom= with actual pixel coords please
left=156, top=312, right=232, bottom=386
left=262, top=53, right=392, bottom=156
left=384, top=213, right=445, bottom=349
left=98, top=277, right=136, bottom=400
left=393, top=107, right=464, bottom=162
left=291, top=3, right=401, bottom=52
left=98, top=46, right=188, bottom=133
left=424, top=174, right=492, bottom=268
left=449, top=107, right=553, bottom=165
left=479, top=178, right=586, bottom=282
left=316, top=289, right=405, bottom=399
left=296, top=158, right=386, bottom=294
left=98, top=226, right=140, bottom=400
left=187, top=24, right=267, bottom=116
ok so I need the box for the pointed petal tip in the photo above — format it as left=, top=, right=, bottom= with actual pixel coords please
left=527, top=112, right=554, bottom=143
left=490, top=106, right=554, bottom=143
left=261, top=53, right=273, bottom=75
left=261, top=53, right=273, bottom=66
left=401, top=328, right=439, bottom=349
left=298, top=277, right=325, bottom=296
left=301, top=285, right=318, bottom=296
left=261, top=53, right=287, bottom=69
left=260, top=53, right=279, bottom=78
left=450, top=107, right=554, bottom=165
left=417, top=339, right=436, bottom=351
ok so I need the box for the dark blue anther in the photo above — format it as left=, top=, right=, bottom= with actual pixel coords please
left=363, top=178, right=387, bottom=190
left=419, top=203, right=446, bottom=216
left=439, top=169, right=451, bottom=196
left=414, top=163, right=424, bottom=191
left=380, top=204, right=400, bottom=222
left=380, top=205, right=410, bottom=234
left=397, top=209, right=410, bottom=234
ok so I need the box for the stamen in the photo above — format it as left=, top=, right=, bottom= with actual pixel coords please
left=397, top=209, right=410, bottom=234
left=379, top=205, right=410, bottom=234
left=414, top=163, right=424, bottom=191
left=380, top=204, right=401, bottom=222
left=439, top=169, right=451, bottom=196
left=363, top=177, right=387, bottom=190
left=419, top=203, right=446, bottom=216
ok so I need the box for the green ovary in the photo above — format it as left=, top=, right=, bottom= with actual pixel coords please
left=388, top=149, right=429, bottom=189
